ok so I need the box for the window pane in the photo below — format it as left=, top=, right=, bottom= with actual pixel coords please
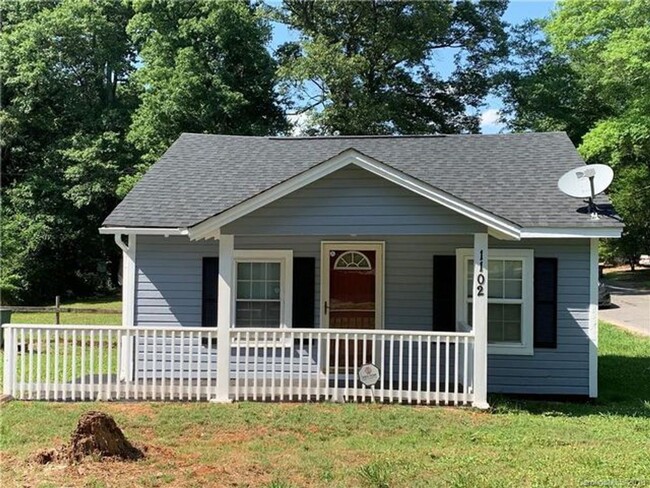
left=503, top=321, right=521, bottom=342
left=489, top=260, right=504, bottom=279
left=487, top=304, right=522, bottom=344
left=267, top=263, right=280, bottom=280
left=488, top=303, right=503, bottom=321
left=251, top=281, right=265, bottom=299
left=266, top=281, right=280, bottom=300
left=503, top=304, right=521, bottom=321
left=237, top=280, right=251, bottom=299
left=238, top=262, right=251, bottom=280
left=236, top=301, right=281, bottom=327
left=504, top=260, right=522, bottom=279
left=488, top=278, right=503, bottom=299
left=466, top=259, right=474, bottom=280
left=235, top=302, right=252, bottom=327
left=252, top=263, right=265, bottom=280
left=467, top=278, right=473, bottom=298
left=504, top=280, right=522, bottom=299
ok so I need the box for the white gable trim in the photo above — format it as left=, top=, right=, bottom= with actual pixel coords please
left=99, top=227, right=189, bottom=236
left=520, top=227, right=622, bottom=239
left=188, top=149, right=522, bottom=240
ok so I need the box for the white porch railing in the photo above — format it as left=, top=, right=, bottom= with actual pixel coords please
left=2, top=324, right=474, bottom=405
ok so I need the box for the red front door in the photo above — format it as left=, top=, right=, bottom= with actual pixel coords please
left=327, top=249, right=377, bottom=370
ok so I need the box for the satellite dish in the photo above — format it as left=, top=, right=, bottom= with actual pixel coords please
left=558, top=164, right=613, bottom=219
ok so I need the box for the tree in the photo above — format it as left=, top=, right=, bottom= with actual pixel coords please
left=500, top=0, right=650, bottom=263
left=121, top=0, right=287, bottom=195
left=275, top=0, right=509, bottom=135
left=1, top=0, right=138, bottom=303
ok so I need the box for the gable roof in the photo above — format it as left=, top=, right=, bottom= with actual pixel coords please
left=102, top=132, right=622, bottom=236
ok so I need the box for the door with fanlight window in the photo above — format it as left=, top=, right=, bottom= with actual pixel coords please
left=321, top=242, right=384, bottom=372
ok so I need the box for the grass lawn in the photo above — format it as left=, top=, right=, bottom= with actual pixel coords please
left=602, top=267, right=650, bottom=290
left=1, top=323, right=648, bottom=488
left=9, top=297, right=122, bottom=326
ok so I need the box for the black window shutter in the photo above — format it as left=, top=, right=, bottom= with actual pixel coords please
left=534, top=257, right=558, bottom=348
left=433, top=255, right=457, bottom=332
left=202, top=257, right=219, bottom=327
left=293, top=257, right=316, bottom=327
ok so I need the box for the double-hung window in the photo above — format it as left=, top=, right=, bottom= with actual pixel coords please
left=456, top=249, right=534, bottom=355
left=233, top=250, right=293, bottom=328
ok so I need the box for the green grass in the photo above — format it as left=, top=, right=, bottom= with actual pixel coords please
left=603, top=268, right=650, bottom=289
left=9, top=297, right=121, bottom=326
left=1, top=322, right=648, bottom=487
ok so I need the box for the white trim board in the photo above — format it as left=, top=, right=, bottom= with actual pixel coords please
left=588, top=238, right=599, bottom=398
left=100, top=227, right=189, bottom=236
left=520, top=227, right=622, bottom=239
left=188, top=149, right=522, bottom=241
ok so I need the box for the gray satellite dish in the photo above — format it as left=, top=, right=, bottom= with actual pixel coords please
left=558, top=164, right=613, bottom=219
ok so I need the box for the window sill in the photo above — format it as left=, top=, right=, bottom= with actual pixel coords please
left=488, top=343, right=533, bottom=356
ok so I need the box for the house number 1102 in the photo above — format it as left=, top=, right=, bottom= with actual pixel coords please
left=476, top=250, right=485, bottom=297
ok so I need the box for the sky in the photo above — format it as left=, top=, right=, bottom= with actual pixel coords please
left=270, top=1, right=556, bottom=134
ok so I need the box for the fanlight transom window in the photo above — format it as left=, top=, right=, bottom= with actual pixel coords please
left=334, top=251, right=372, bottom=270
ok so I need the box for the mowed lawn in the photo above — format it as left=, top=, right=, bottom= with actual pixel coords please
left=9, top=296, right=122, bottom=326
left=0, top=314, right=649, bottom=487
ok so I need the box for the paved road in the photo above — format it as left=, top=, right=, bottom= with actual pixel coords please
left=600, top=285, right=650, bottom=336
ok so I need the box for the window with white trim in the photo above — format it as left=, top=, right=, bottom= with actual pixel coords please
left=234, top=250, right=292, bottom=328
left=456, top=249, right=534, bottom=355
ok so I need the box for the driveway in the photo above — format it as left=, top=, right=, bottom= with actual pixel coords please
left=600, top=285, right=650, bottom=336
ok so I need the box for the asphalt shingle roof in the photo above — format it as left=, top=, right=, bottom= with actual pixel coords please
left=102, top=132, right=622, bottom=230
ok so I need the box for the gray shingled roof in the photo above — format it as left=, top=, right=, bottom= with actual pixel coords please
left=103, top=132, right=622, bottom=230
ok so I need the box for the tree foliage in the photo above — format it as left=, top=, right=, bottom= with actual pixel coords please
left=1, top=0, right=286, bottom=303
left=276, top=0, right=509, bottom=135
left=1, top=0, right=138, bottom=303
left=121, top=0, right=287, bottom=195
left=500, top=0, right=650, bottom=263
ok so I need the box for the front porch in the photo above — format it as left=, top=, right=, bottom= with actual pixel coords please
left=2, top=324, right=475, bottom=405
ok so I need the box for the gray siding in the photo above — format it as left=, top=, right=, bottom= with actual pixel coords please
left=135, top=236, right=218, bottom=326
left=135, top=234, right=592, bottom=396
left=222, top=165, right=484, bottom=235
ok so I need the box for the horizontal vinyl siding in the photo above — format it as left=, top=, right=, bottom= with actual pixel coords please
left=222, top=165, right=484, bottom=235
left=486, top=237, right=591, bottom=395
left=135, top=235, right=592, bottom=396
left=135, top=235, right=217, bottom=327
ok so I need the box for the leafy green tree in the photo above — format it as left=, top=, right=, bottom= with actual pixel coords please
left=275, top=0, right=509, bottom=135
left=500, top=0, right=650, bottom=263
left=121, top=0, right=287, bottom=195
left=1, top=0, right=138, bottom=303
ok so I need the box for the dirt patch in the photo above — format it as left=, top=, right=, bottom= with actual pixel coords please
left=34, top=411, right=145, bottom=464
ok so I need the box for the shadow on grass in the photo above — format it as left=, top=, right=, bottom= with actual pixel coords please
left=490, top=350, right=650, bottom=418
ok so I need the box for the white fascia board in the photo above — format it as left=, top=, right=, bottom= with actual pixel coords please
left=520, top=227, right=623, bottom=239
left=188, top=149, right=522, bottom=240
left=99, top=227, right=189, bottom=236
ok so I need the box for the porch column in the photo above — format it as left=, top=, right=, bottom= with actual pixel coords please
left=213, top=234, right=234, bottom=402
left=472, top=233, right=489, bottom=409
left=116, top=234, right=136, bottom=381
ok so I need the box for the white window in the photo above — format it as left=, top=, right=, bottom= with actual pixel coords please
left=233, top=250, right=293, bottom=328
left=456, top=249, right=534, bottom=355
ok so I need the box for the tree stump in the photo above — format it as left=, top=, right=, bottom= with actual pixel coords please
left=67, top=411, right=144, bottom=462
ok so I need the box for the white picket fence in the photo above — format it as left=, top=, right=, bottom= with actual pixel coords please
left=2, top=324, right=475, bottom=405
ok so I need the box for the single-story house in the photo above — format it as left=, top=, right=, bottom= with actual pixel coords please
left=92, top=132, right=622, bottom=407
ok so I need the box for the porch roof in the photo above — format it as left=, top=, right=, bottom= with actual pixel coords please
left=102, top=132, right=622, bottom=234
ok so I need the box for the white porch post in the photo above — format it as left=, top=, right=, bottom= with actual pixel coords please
left=589, top=238, right=599, bottom=398
left=213, top=234, right=234, bottom=402
left=116, top=234, right=136, bottom=381
left=472, top=232, right=489, bottom=409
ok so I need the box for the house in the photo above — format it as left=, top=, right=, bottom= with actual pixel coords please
left=1, top=132, right=623, bottom=406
